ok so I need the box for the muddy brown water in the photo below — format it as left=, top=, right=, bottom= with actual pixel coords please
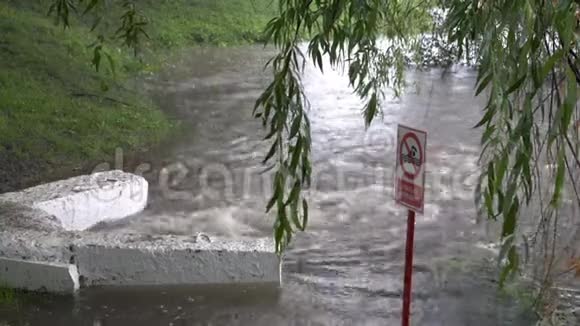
left=0, top=46, right=538, bottom=325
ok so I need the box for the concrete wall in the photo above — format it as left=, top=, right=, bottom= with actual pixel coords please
left=74, top=233, right=280, bottom=287
left=0, top=230, right=280, bottom=293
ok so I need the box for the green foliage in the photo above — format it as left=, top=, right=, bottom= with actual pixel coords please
left=255, top=0, right=431, bottom=253
left=447, top=0, right=580, bottom=289
left=45, top=0, right=277, bottom=55
left=261, top=3, right=580, bottom=297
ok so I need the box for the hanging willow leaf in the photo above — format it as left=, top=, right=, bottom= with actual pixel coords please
left=289, top=112, right=302, bottom=139
left=365, top=92, right=378, bottom=127
left=263, top=139, right=278, bottom=164
left=505, top=75, right=527, bottom=95
left=499, top=246, right=519, bottom=287
left=501, top=197, right=519, bottom=238
left=495, top=154, right=509, bottom=190
left=290, top=137, right=302, bottom=171
left=475, top=73, right=493, bottom=95
left=540, top=49, right=565, bottom=81
left=92, top=45, right=102, bottom=71
left=82, top=0, right=100, bottom=15
left=256, top=0, right=419, bottom=253
left=474, top=105, right=495, bottom=128
left=300, top=198, right=308, bottom=231
left=48, top=0, right=146, bottom=69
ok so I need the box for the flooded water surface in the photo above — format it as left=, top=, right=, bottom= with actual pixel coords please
left=0, top=46, right=538, bottom=325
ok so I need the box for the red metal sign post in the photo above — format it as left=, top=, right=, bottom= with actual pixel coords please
left=402, top=209, right=416, bottom=326
left=395, top=124, right=427, bottom=326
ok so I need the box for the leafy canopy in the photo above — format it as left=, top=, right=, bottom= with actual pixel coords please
left=254, top=0, right=435, bottom=252
left=48, top=0, right=149, bottom=74
left=257, top=0, right=580, bottom=297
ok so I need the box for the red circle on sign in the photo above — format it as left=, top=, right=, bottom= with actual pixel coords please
left=399, top=132, right=423, bottom=180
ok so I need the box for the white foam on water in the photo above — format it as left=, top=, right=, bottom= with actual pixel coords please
left=114, top=206, right=269, bottom=239
left=104, top=182, right=445, bottom=244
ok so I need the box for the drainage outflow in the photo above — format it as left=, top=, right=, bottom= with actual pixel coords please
left=0, top=171, right=280, bottom=293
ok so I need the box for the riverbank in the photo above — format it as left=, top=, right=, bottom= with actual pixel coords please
left=0, top=0, right=276, bottom=193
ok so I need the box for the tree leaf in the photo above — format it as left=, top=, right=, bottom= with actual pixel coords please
left=266, top=191, right=278, bottom=213
left=290, top=136, right=302, bottom=172
left=263, top=139, right=278, bottom=164
left=501, top=197, right=519, bottom=238
left=364, top=92, right=377, bottom=127
left=289, top=112, right=302, bottom=139
left=495, top=153, right=508, bottom=190
left=499, top=245, right=519, bottom=287
left=475, top=73, right=492, bottom=96
left=540, top=49, right=564, bottom=82
left=474, top=105, right=495, bottom=128
left=301, top=198, right=308, bottom=231
left=83, top=0, right=100, bottom=15
left=484, top=189, right=494, bottom=219
left=285, top=181, right=301, bottom=206
left=505, top=75, right=526, bottom=95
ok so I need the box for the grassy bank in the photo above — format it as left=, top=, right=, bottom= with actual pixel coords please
left=0, top=0, right=276, bottom=192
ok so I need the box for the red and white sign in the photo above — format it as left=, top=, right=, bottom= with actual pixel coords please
left=395, top=124, right=427, bottom=213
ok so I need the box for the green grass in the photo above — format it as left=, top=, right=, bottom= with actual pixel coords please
left=0, top=0, right=276, bottom=191
left=0, top=285, right=16, bottom=307
left=141, top=0, right=277, bottom=48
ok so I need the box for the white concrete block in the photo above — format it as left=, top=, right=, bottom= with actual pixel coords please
left=0, top=257, right=79, bottom=293
left=0, top=170, right=148, bottom=231
left=74, top=233, right=281, bottom=287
